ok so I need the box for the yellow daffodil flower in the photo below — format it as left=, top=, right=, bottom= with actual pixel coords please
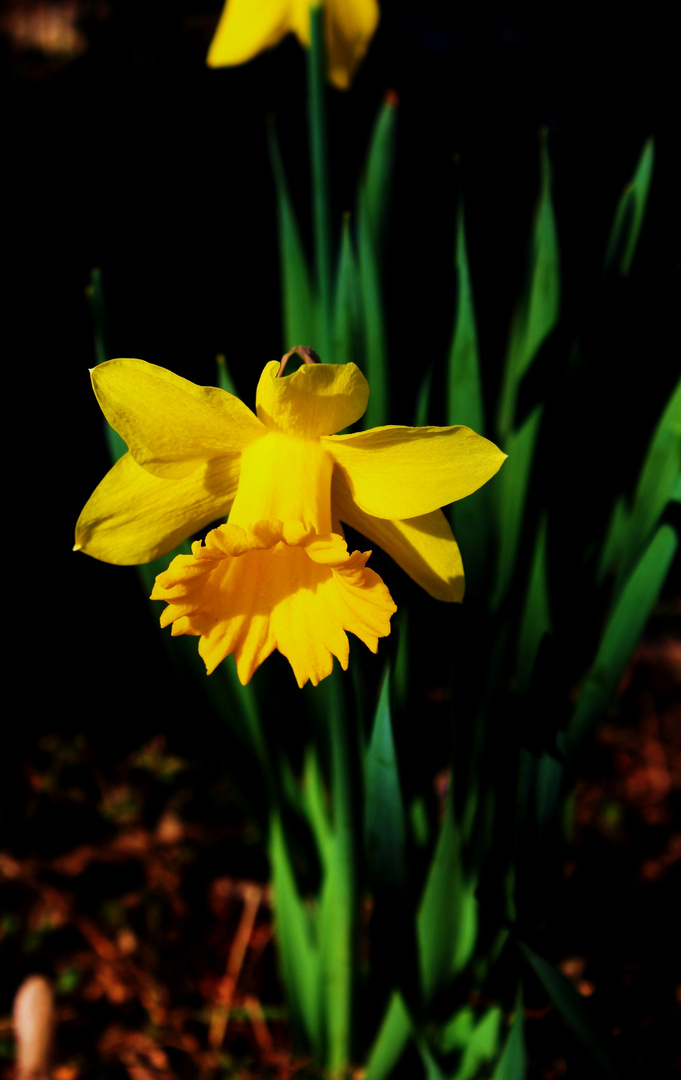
left=207, top=0, right=379, bottom=91
left=75, top=356, right=505, bottom=687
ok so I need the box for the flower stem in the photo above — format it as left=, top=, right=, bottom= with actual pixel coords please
left=308, top=2, right=333, bottom=360
left=325, top=672, right=356, bottom=1075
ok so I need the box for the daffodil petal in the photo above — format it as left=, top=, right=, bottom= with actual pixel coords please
left=92, top=359, right=264, bottom=479
left=326, top=0, right=379, bottom=89
left=325, top=424, right=506, bottom=518
left=256, top=360, right=369, bottom=437
left=206, top=0, right=378, bottom=89
left=74, top=451, right=240, bottom=564
left=206, top=0, right=294, bottom=67
left=151, top=519, right=396, bottom=687
left=332, top=470, right=464, bottom=601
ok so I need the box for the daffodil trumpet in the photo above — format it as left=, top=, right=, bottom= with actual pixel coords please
left=75, top=354, right=506, bottom=687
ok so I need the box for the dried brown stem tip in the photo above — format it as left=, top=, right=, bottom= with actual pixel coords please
left=277, top=346, right=321, bottom=377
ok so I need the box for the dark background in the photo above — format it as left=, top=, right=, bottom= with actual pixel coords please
left=5, top=0, right=677, bottom=742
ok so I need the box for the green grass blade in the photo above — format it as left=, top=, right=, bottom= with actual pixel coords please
left=268, top=123, right=318, bottom=351
left=567, top=520, right=679, bottom=759
left=496, top=131, right=560, bottom=441
left=603, top=137, right=654, bottom=277
left=519, top=941, right=620, bottom=1078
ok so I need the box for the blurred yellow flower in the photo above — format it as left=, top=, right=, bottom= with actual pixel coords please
left=207, top=0, right=379, bottom=90
left=75, top=356, right=505, bottom=687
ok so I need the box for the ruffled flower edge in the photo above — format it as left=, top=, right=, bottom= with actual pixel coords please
left=151, top=519, right=396, bottom=688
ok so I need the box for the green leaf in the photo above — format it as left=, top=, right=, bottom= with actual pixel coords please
left=415, top=1034, right=449, bottom=1080
left=568, top=521, right=678, bottom=758
left=318, top=848, right=353, bottom=1074
left=496, top=131, right=560, bottom=441
left=357, top=95, right=398, bottom=427
left=490, top=991, right=526, bottom=1080
left=357, top=199, right=388, bottom=426
left=357, top=233, right=388, bottom=425
left=597, top=493, right=630, bottom=585
left=300, top=747, right=334, bottom=870
left=614, top=375, right=681, bottom=594
left=446, top=194, right=495, bottom=590
left=519, top=941, right=620, bottom=1078
left=391, top=606, right=410, bottom=719
left=517, top=744, right=564, bottom=840
left=603, top=137, right=654, bottom=277
left=215, top=353, right=238, bottom=396
left=268, top=123, right=318, bottom=351
left=516, top=513, right=551, bottom=693
left=447, top=199, right=484, bottom=435
left=318, top=670, right=357, bottom=1074
left=85, top=268, right=126, bottom=463
left=334, top=212, right=364, bottom=370
left=269, top=813, right=322, bottom=1051
left=417, top=797, right=478, bottom=1006
left=365, top=666, right=408, bottom=898
left=436, top=1006, right=477, bottom=1057
left=361, top=92, right=398, bottom=253
left=415, top=362, right=435, bottom=426
left=445, top=193, right=498, bottom=592
left=364, top=992, right=414, bottom=1080
left=86, top=267, right=112, bottom=367
left=533, top=749, right=564, bottom=829
left=438, top=1005, right=503, bottom=1080
left=492, top=405, right=543, bottom=610
left=457, top=1006, right=503, bottom=1080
